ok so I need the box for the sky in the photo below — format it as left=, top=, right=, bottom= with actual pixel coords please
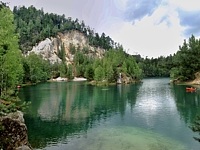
left=3, top=0, right=200, bottom=58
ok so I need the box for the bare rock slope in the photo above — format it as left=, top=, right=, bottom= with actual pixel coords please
left=28, top=30, right=105, bottom=64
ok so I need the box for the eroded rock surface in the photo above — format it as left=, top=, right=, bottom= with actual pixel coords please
left=28, top=30, right=105, bottom=64
left=0, top=111, right=31, bottom=150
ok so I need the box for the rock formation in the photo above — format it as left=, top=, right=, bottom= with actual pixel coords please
left=0, top=111, right=31, bottom=150
left=28, top=38, right=62, bottom=64
left=28, top=30, right=105, bottom=64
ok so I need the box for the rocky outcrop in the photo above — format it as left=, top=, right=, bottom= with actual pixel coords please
left=29, top=38, right=62, bottom=64
left=28, top=30, right=105, bottom=64
left=56, top=31, right=105, bottom=59
left=0, top=111, right=31, bottom=150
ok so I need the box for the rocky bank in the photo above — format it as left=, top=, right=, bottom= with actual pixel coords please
left=0, top=111, right=31, bottom=150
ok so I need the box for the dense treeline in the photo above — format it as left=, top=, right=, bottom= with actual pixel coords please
left=135, top=55, right=173, bottom=77
left=13, top=5, right=115, bottom=53
left=170, top=35, right=200, bottom=81
left=75, top=47, right=142, bottom=83
left=20, top=45, right=142, bottom=84
left=136, top=35, right=200, bottom=80
left=55, top=46, right=142, bottom=83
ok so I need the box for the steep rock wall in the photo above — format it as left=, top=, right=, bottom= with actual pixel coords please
left=28, top=30, right=105, bottom=64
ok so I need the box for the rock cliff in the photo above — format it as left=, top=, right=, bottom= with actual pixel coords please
left=28, top=38, right=62, bottom=64
left=28, top=30, right=105, bottom=64
left=0, top=111, right=31, bottom=150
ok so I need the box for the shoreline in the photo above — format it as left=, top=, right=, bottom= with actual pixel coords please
left=171, top=79, right=200, bottom=87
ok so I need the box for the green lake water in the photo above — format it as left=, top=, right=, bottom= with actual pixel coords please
left=18, top=78, right=200, bottom=150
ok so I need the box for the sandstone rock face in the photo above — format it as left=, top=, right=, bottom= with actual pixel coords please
left=29, top=38, right=62, bottom=64
left=28, top=30, right=105, bottom=65
left=0, top=111, right=31, bottom=150
left=60, top=31, right=104, bottom=63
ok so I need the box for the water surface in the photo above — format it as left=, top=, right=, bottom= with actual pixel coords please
left=19, top=78, right=200, bottom=150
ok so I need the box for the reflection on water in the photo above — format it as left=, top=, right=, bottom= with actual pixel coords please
left=19, top=79, right=200, bottom=150
left=171, top=84, right=200, bottom=124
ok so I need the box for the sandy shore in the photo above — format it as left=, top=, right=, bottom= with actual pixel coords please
left=73, top=77, right=87, bottom=81
left=52, top=77, right=67, bottom=81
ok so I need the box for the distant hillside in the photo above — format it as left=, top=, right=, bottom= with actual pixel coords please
left=13, top=5, right=116, bottom=53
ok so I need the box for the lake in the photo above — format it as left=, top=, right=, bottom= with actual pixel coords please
left=18, top=78, right=200, bottom=150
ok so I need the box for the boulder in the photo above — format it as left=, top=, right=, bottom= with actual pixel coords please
left=0, top=111, right=31, bottom=150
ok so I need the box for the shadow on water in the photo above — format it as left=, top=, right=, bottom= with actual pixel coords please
left=170, top=84, right=200, bottom=124
left=19, top=82, right=141, bottom=149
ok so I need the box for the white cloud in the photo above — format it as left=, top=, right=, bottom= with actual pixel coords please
left=105, top=3, right=184, bottom=58
left=168, top=0, right=200, bottom=11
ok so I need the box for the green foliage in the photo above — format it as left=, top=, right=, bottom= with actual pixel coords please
left=3, top=50, right=24, bottom=87
left=56, top=47, right=142, bottom=83
left=82, top=46, right=89, bottom=54
left=84, top=65, right=94, bottom=81
left=23, top=53, right=51, bottom=83
left=94, top=65, right=105, bottom=81
left=170, top=35, right=200, bottom=81
left=136, top=35, right=200, bottom=81
left=0, top=94, right=30, bottom=116
left=92, top=48, right=142, bottom=83
left=0, top=3, right=30, bottom=116
left=73, top=51, right=93, bottom=78
left=58, top=43, right=66, bottom=61
left=137, top=55, right=173, bottom=78
left=66, top=64, right=73, bottom=79
left=50, top=62, right=67, bottom=78
left=58, top=63, right=67, bottom=77
left=0, top=5, right=24, bottom=96
left=69, top=43, right=76, bottom=54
